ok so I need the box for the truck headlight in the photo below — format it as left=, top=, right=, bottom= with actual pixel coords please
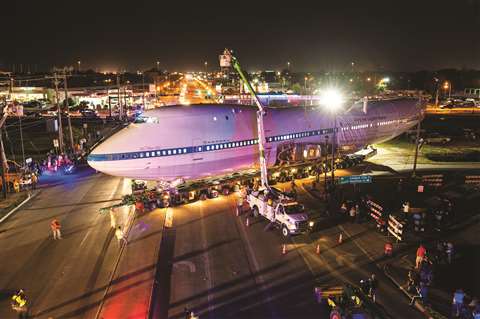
left=309, top=221, right=314, bottom=228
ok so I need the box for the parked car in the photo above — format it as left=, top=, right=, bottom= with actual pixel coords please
left=80, top=109, right=98, bottom=117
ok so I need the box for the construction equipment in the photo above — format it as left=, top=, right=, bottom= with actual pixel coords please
left=227, top=49, right=270, bottom=190
left=314, top=283, right=390, bottom=319
left=246, top=187, right=312, bottom=236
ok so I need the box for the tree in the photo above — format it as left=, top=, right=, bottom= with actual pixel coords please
left=291, top=83, right=302, bottom=94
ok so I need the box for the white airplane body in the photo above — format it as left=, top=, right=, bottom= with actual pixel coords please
left=88, top=98, right=423, bottom=181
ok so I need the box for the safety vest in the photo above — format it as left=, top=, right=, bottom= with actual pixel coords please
left=327, top=297, right=336, bottom=308
left=12, top=294, right=27, bottom=307
left=51, top=221, right=60, bottom=230
left=352, top=295, right=361, bottom=306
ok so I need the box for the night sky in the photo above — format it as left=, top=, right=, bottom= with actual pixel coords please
left=2, top=0, right=479, bottom=72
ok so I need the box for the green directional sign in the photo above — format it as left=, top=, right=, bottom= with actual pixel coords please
left=339, top=175, right=372, bottom=185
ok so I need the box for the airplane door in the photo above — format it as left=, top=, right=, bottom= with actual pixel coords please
left=191, top=138, right=203, bottom=162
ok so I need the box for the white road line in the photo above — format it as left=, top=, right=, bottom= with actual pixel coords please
left=79, top=180, right=121, bottom=248
left=337, top=224, right=377, bottom=263
left=199, top=204, right=215, bottom=315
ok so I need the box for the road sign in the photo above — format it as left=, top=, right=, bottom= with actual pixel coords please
left=339, top=175, right=372, bottom=185
left=53, top=139, right=59, bottom=148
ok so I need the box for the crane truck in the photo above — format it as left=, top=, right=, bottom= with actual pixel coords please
left=227, top=50, right=313, bottom=237
left=247, top=187, right=312, bottom=237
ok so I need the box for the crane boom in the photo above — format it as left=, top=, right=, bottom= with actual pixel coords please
left=227, top=50, right=270, bottom=189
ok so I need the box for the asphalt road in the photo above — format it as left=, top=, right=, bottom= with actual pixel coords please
left=0, top=168, right=132, bottom=319
left=165, top=179, right=425, bottom=319
left=0, top=164, right=467, bottom=319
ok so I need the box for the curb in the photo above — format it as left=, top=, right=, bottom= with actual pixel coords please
left=94, top=205, right=137, bottom=319
left=0, top=191, right=40, bottom=224
left=383, top=264, right=436, bottom=319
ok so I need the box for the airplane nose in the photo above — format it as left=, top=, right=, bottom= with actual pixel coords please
left=87, top=148, right=108, bottom=172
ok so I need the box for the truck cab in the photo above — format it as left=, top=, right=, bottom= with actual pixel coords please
left=247, top=188, right=310, bottom=237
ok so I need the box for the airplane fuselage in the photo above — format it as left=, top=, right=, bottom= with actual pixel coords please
left=87, top=98, right=422, bottom=181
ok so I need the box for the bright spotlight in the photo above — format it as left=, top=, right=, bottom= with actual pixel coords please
left=319, top=88, right=344, bottom=111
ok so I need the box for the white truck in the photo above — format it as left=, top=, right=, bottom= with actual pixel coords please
left=247, top=188, right=313, bottom=237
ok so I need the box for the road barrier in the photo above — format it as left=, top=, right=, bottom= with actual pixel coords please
left=465, top=175, right=480, bottom=185
left=421, top=174, right=444, bottom=187
left=387, top=214, right=404, bottom=242
left=366, top=199, right=386, bottom=231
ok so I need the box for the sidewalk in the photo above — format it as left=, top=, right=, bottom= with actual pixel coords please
left=0, top=190, right=36, bottom=222
left=383, top=255, right=450, bottom=318
left=96, top=206, right=166, bottom=319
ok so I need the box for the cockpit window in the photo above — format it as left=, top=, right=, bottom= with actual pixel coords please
left=134, top=116, right=159, bottom=124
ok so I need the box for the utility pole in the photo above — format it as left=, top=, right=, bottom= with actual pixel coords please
left=7, top=76, right=24, bottom=166
left=0, top=131, right=7, bottom=199
left=412, top=95, right=425, bottom=178
left=324, top=135, right=328, bottom=197
left=53, top=73, right=64, bottom=154
left=142, top=73, right=146, bottom=110
left=117, top=74, right=122, bottom=121
left=434, top=78, right=439, bottom=107
left=331, top=117, right=336, bottom=185
left=412, top=121, right=421, bottom=178
left=63, top=73, right=75, bottom=151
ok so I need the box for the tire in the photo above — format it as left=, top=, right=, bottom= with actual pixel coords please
left=282, top=225, right=290, bottom=237
left=252, top=206, right=259, bottom=218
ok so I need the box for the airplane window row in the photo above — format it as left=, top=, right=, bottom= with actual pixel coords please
left=341, top=119, right=409, bottom=131
left=267, top=128, right=335, bottom=142
left=89, top=127, right=343, bottom=162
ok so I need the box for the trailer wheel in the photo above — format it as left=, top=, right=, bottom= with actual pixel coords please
left=282, top=225, right=290, bottom=237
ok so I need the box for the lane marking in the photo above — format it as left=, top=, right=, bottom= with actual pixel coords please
left=79, top=179, right=121, bottom=248
left=231, top=198, right=278, bottom=317
left=199, top=204, right=214, bottom=316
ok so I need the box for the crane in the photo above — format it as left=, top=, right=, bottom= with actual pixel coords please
left=226, top=50, right=271, bottom=190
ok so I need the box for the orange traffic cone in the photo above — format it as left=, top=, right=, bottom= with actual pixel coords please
left=246, top=217, right=250, bottom=227
left=316, top=244, right=320, bottom=255
left=338, top=233, right=343, bottom=244
left=282, top=244, right=287, bottom=255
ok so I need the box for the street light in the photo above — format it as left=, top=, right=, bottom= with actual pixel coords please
left=156, top=61, right=160, bottom=71
left=77, top=60, right=81, bottom=72
left=287, top=61, right=290, bottom=71
left=443, top=81, right=451, bottom=99
left=204, top=61, right=208, bottom=77
left=319, top=88, right=344, bottom=189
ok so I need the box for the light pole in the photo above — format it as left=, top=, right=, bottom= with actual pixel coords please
left=156, top=60, right=160, bottom=72
left=77, top=60, right=81, bottom=72
left=287, top=61, right=290, bottom=71
left=204, top=61, right=208, bottom=78
left=324, top=135, right=329, bottom=195
left=319, top=88, right=344, bottom=190
left=443, top=81, right=451, bottom=99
